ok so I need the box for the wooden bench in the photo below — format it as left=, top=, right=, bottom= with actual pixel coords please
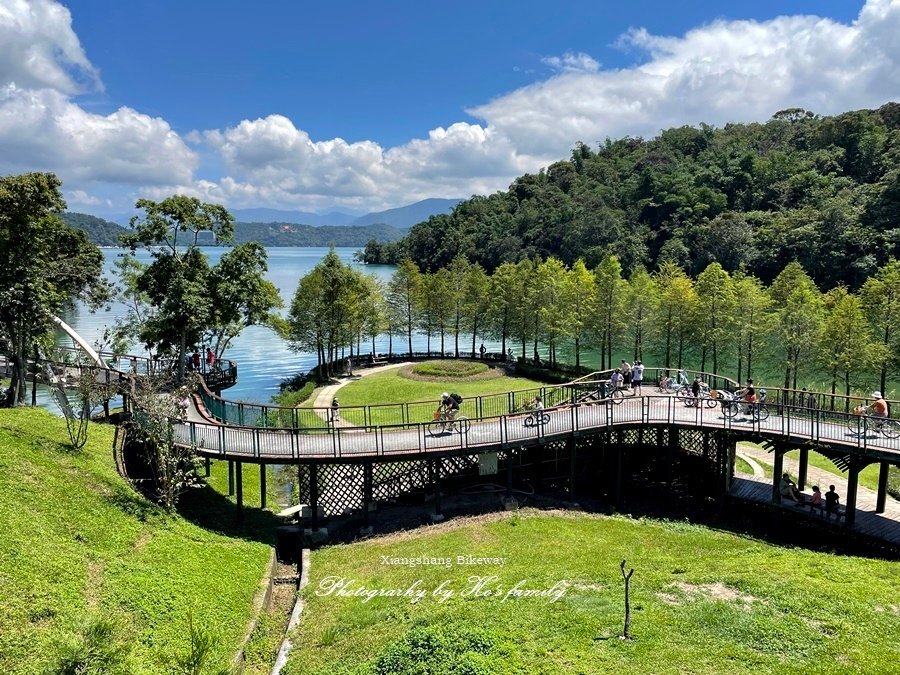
left=800, top=492, right=845, bottom=522
left=369, top=355, right=387, bottom=366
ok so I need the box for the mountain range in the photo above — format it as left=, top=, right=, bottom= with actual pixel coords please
left=61, top=197, right=463, bottom=247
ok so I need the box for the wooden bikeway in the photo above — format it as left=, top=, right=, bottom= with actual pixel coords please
left=177, top=393, right=900, bottom=464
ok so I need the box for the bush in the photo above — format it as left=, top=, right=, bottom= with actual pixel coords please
left=411, top=360, right=489, bottom=378
left=47, top=615, right=133, bottom=675
left=373, top=624, right=498, bottom=675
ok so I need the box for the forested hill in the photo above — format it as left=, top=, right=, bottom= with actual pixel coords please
left=60, top=212, right=128, bottom=246
left=230, top=221, right=404, bottom=246
left=363, top=103, right=900, bottom=290
left=61, top=212, right=405, bottom=247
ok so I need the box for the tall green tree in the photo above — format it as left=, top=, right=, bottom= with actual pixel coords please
left=445, top=255, right=470, bottom=357
left=768, top=262, right=823, bottom=390
left=386, top=257, right=422, bottom=357
left=624, top=266, right=656, bottom=364
left=730, top=270, right=771, bottom=383
left=485, top=262, right=519, bottom=356
left=463, top=263, right=491, bottom=356
left=652, top=262, right=698, bottom=368
left=817, top=286, right=881, bottom=406
left=206, top=242, right=283, bottom=358
left=536, top=257, right=572, bottom=367
left=0, top=173, right=106, bottom=404
left=567, top=259, right=596, bottom=368
left=694, top=262, right=735, bottom=374
left=593, top=255, right=627, bottom=369
left=122, top=195, right=234, bottom=381
left=860, top=259, right=900, bottom=394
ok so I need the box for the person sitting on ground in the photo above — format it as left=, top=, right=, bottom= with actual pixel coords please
left=809, top=485, right=824, bottom=514
left=779, top=473, right=804, bottom=504
left=824, top=485, right=841, bottom=519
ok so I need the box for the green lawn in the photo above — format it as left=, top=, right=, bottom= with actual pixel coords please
left=286, top=510, right=900, bottom=674
left=0, top=409, right=271, bottom=675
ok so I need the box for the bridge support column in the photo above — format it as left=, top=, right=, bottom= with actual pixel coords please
left=260, top=464, right=267, bottom=510
left=235, top=461, right=243, bottom=524
left=310, top=465, right=319, bottom=530
left=876, top=461, right=890, bottom=514
left=431, top=459, right=443, bottom=521
left=845, top=459, right=860, bottom=528
left=798, top=448, right=809, bottom=491
left=666, top=428, right=677, bottom=487
left=568, top=439, right=577, bottom=501
left=772, top=447, right=785, bottom=504
left=228, top=460, right=235, bottom=496
left=506, top=450, right=514, bottom=498
left=614, top=434, right=623, bottom=505
left=363, top=462, right=373, bottom=528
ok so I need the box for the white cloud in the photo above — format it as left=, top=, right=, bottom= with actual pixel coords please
left=470, top=1, right=900, bottom=158
left=0, top=84, right=198, bottom=185
left=0, top=0, right=100, bottom=94
left=541, top=51, right=601, bottom=73
left=194, top=0, right=900, bottom=212
left=67, top=189, right=110, bottom=207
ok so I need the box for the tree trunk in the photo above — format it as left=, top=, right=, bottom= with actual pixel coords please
left=620, top=560, right=634, bottom=640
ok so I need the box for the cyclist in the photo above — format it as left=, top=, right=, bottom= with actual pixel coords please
left=530, top=394, right=545, bottom=422
left=735, top=378, right=757, bottom=414
left=610, top=369, right=624, bottom=391
left=863, top=391, right=889, bottom=432
left=437, top=392, right=459, bottom=426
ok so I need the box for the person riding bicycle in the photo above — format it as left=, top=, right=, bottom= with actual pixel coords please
left=862, top=391, right=889, bottom=431
left=438, top=392, right=460, bottom=424
left=610, top=369, right=624, bottom=391
left=530, top=394, right=545, bottom=421
left=736, top=378, right=757, bottom=414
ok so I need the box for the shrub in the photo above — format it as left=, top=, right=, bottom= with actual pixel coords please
left=47, top=615, right=133, bottom=675
left=373, top=624, right=497, bottom=675
left=411, top=360, right=489, bottom=378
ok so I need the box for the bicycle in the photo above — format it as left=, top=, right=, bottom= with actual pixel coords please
left=846, top=408, right=900, bottom=438
left=677, top=384, right=716, bottom=408
left=428, top=412, right=471, bottom=436
left=607, top=386, right=626, bottom=405
left=719, top=390, right=770, bottom=421
left=524, top=406, right=551, bottom=427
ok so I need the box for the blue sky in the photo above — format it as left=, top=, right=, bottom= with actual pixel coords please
left=0, top=0, right=895, bottom=218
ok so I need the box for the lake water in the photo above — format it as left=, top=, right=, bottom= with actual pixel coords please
left=52, top=246, right=509, bottom=406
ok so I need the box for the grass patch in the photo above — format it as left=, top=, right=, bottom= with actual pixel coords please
left=273, top=380, right=316, bottom=408
left=0, top=408, right=271, bottom=674
left=286, top=510, right=900, bottom=674
left=734, top=456, right=755, bottom=475
left=406, top=359, right=492, bottom=380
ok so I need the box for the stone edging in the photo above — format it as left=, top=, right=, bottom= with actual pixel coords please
left=231, top=547, right=278, bottom=674
left=271, top=548, right=311, bottom=675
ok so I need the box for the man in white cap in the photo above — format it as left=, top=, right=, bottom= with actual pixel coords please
left=865, top=391, right=889, bottom=428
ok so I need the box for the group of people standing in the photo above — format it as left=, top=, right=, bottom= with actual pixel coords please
left=610, top=360, right=645, bottom=394
left=185, top=347, right=217, bottom=373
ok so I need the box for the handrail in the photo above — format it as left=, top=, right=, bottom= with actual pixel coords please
left=174, top=393, right=900, bottom=461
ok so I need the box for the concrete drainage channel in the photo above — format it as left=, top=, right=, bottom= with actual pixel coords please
left=271, top=548, right=311, bottom=675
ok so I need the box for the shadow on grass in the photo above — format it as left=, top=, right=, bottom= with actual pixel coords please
left=176, top=481, right=280, bottom=546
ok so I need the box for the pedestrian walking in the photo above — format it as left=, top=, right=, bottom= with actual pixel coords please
left=632, top=360, right=644, bottom=395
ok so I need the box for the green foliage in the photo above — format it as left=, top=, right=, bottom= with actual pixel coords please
left=385, top=103, right=900, bottom=289
left=0, top=408, right=269, bottom=674
left=373, top=624, right=499, bottom=675
left=288, top=511, right=900, bottom=674
left=273, top=380, right=316, bottom=407
left=411, top=360, right=489, bottom=378
left=46, top=615, right=133, bottom=675
left=167, top=611, right=230, bottom=675
left=59, top=212, right=128, bottom=247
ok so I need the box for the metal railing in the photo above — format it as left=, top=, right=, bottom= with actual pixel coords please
left=175, top=393, right=900, bottom=461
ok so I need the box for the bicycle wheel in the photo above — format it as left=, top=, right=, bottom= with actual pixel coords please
left=845, top=415, right=863, bottom=434
left=721, top=400, right=739, bottom=418
left=457, top=416, right=470, bottom=433
left=880, top=419, right=900, bottom=439
left=610, top=388, right=625, bottom=405
left=704, top=395, right=718, bottom=409
left=754, top=404, right=770, bottom=422
left=541, top=413, right=550, bottom=424
left=524, top=414, right=536, bottom=428
left=678, top=392, right=695, bottom=407
left=665, top=381, right=677, bottom=394
left=428, top=420, right=447, bottom=436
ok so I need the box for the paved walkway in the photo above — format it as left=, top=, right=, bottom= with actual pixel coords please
left=310, top=362, right=412, bottom=426
left=732, top=443, right=900, bottom=545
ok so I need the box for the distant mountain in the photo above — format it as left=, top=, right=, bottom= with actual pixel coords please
left=231, top=221, right=404, bottom=247
left=229, top=208, right=355, bottom=226
left=60, top=212, right=128, bottom=246
left=350, top=198, right=463, bottom=229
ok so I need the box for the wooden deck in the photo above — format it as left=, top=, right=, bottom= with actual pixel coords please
left=731, top=475, right=900, bottom=546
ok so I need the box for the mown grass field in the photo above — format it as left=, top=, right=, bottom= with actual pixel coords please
left=286, top=510, right=900, bottom=674
left=0, top=408, right=271, bottom=675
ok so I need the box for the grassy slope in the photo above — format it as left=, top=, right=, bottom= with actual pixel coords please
left=287, top=511, right=900, bottom=674
left=0, top=409, right=271, bottom=675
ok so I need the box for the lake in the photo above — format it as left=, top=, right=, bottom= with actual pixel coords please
left=52, top=246, right=508, bottom=406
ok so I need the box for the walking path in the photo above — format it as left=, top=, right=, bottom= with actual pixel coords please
left=310, top=362, right=412, bottom=426
left=732, top=442, right=900, bottom=545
